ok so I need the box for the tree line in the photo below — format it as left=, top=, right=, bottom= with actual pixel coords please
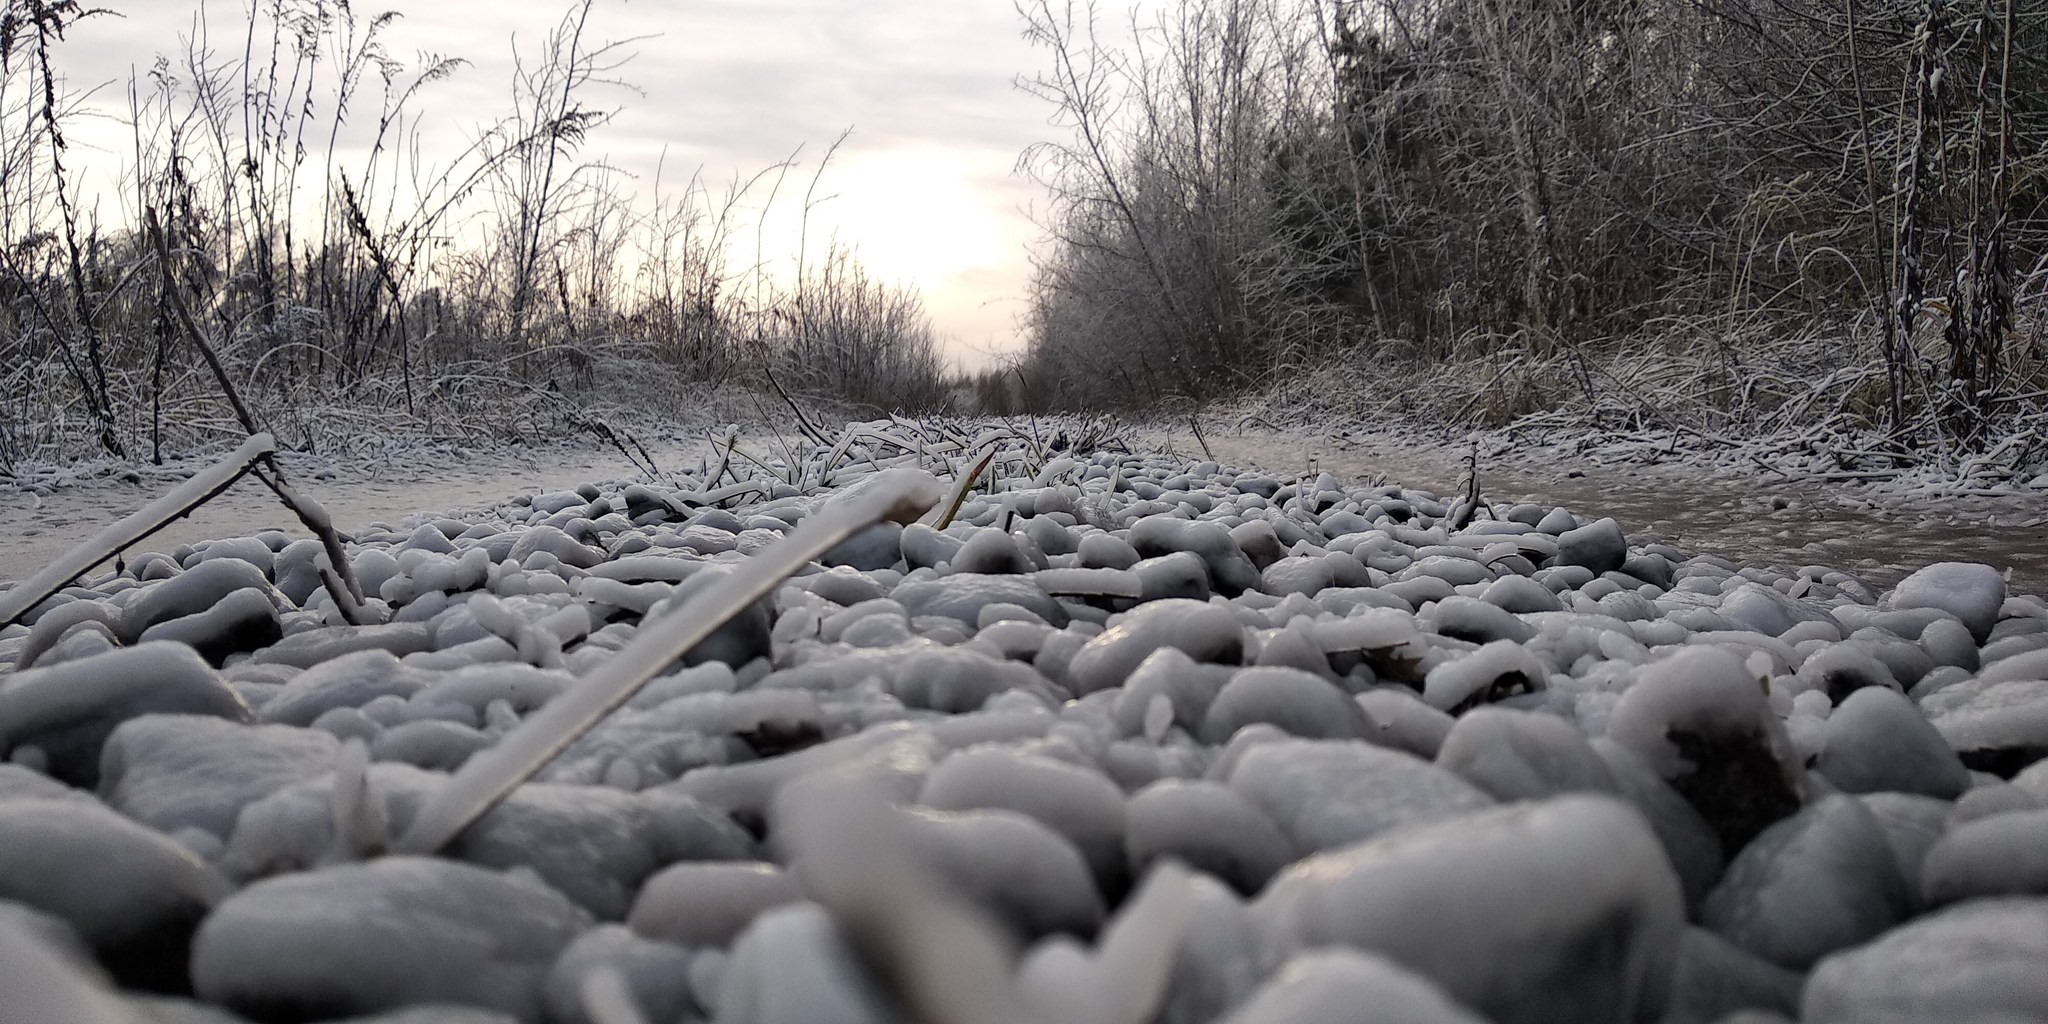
left=987, top=0, right=2045, bottom=448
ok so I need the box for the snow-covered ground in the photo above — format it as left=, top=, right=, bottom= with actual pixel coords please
left=3, top=417, right=2048, bottom=1024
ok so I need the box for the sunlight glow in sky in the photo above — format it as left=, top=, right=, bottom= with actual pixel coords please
left=55, top=0, right=1057, bottom=370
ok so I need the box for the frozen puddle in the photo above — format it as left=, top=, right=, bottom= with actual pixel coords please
left=4, top=418, right=2048, bottom=1024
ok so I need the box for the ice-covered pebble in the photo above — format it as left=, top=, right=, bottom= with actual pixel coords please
left=250, top=622, right=435, bottom=668
left=1253, top=794, right=1683, bottom=1024
left=1555, top=517, right=1626, bottom=575
left=894, top=573, right=1070, bottom=630
left=121, top=559, right=287, bottom=642
left=0, top=643, right=251, bottom=785
left=1130, top=516, right=1262, bottom=596
left=0, top=911, right=145, bottom=1024
left=1891, top=561, right=2006, bottom=644
left=0, top=799, right=231, bottom=991
left=1218, top=949, right=1487, bottom=1024
left=1426, top=596, right=1535, bottom=645
left=1700, top=794, right=1912, bottom=969
left=136, top=587, right=282, bottom=665
left=1125, top=779, right=1296, bottom=896
left=1607, top=647, right=1805, bottom=855
left=1200, top=667, right=1372, bottom=743
left=1657, top=927, right=1803, bottom=1024
left=543, top=925, right=698, bottom=1024
left=191, top=858, right=592, bottom=1022
left=714, top=903, right=892, bottom=1024
left=627, top=861, right=800, bottom=947
left=1815, top=685, right=1970, bottom=798
left=1434, top=707, right=1617, bottom=802
left=257, top=649, right=429, bottom=726
left=1067, top=598, right=1244, bottom=694
left=1920, top=808, right=2048, bottom=907
left=1354, top=689, right=1456, bottom=758
left=899, top=806, right=1105, bottom=939
left=919, top=746, right=1128, bottom=894
left=1928, top=678, right=2048, bottom=779
left=1420, top=639, right=1547, bottom=714
left=1802, top=897, right=2048, bottom=1023
left=100, top=715, right=340, bottom=838
left=1227, top=739, right=1493, bottom=854
left=449, top=782, right=711, bottom=920
left=1481, top=573, right=1561, bottom=613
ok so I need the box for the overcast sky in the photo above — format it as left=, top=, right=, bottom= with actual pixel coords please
left=55, top=0, right=1064, bottom=370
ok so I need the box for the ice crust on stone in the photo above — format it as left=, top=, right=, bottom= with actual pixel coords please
left=918, top=745, right=1129, bottom=893
left=1891, top=561, right=2007, bottom=644
left=1125, top=779, right=1296, bottom=895
left=1068, top=598, right=1245, bottom=694
left=0, top=644, right=251, bottom=785
left=191, top=857, right=592, bottom=1022
left=1802, top=897, right=2048, bottom=1023
left=0, top=910, right=146, bottom=1024
left=0, top=798, right=231, bottom=991
left=1920, top=808, right=2048, bottom=907
left=1658, top=926, right=1803, bottom=1024
left=1433, top=706, right=1618, bottom=802
left=1252, top=794, right=1684, bottom=1024
left=1200, top=667, right=1372, bottom=743
left=1815, top=685, right=1971, bottom=798
left=899, top=805, right=1107, bottom=939
left=1226, top=739, right=1494, bottom=854
left=543, top=924, right=698, bottom=1024
left=1606, top=647, right=1807, bottom=854
left=1420, top=639, right=1548, bottom=714
left=627, top=860, right=800, bottom=948
left=1700, top=794, right=1914, bottom=969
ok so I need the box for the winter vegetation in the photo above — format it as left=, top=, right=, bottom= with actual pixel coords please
left=982, top=0, right=2048, bottom=478
left=11, top=2, right=2048, bottom=1021
left=7, top=0, right=2048, bottom=493
left=0, top=0, right=950, bottom=477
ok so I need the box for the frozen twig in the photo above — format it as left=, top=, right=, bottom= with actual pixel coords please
left=249, top=463, right=371, bottom=624
left=391, top=468, right=943, bottom=856
left=0, top=433, right=275, bottom=630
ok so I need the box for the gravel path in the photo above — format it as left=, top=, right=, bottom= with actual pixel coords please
left=5, top=419, right=2048, bottom=1024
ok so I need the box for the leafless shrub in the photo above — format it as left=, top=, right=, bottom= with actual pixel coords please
left=0, top=0, right=950, bottom=473
left=1013, top=0, right=2048, bottom=454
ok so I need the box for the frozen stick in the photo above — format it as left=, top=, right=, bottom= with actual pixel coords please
left=392, top=467, right=943, bottom=856
left=0, top=433, right=275, bottom=630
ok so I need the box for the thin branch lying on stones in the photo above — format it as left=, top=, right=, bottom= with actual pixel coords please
left=391, top=467, right=943, bottom=857
left=0, top=433, right=275, bottom=630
